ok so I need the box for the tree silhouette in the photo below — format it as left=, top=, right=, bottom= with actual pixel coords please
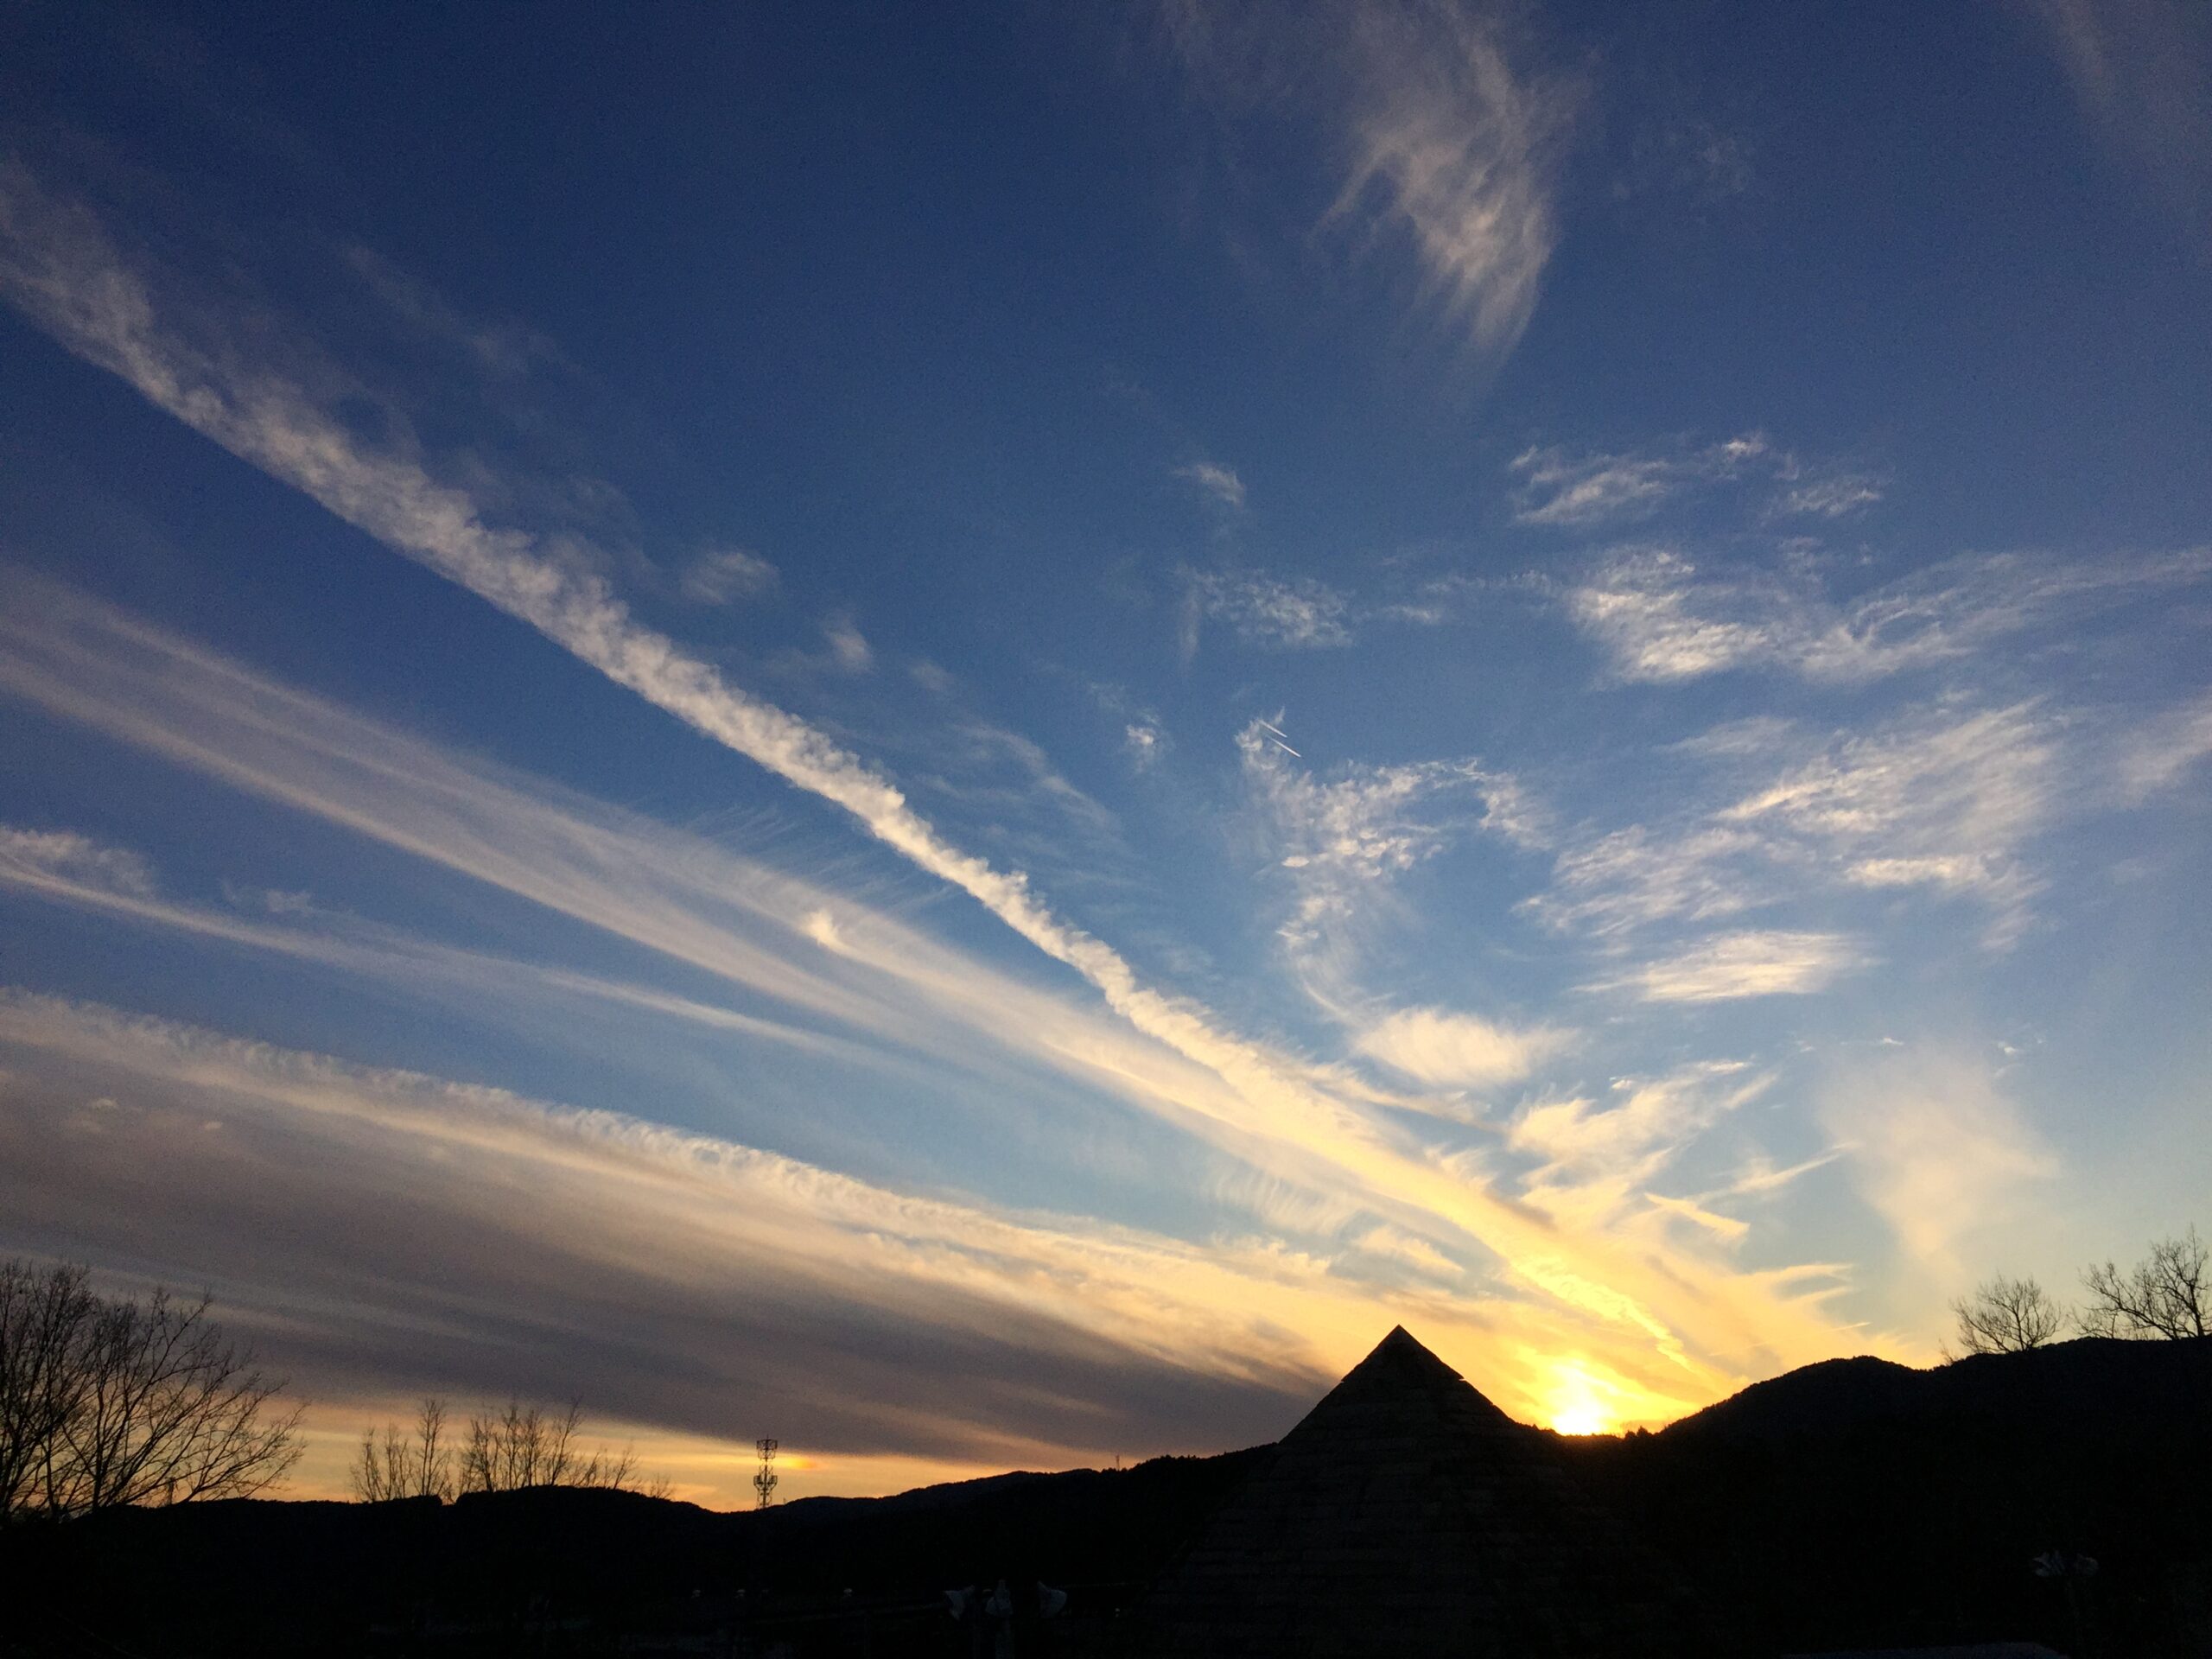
left=463, top=1398, right=619, bottom=1491
left=1949, top=1273, right=2065, bottom=1355
left=353, top=1396, right=456, bottom=1502
left=0, top=1262, right=97, bottom=1516
left=352, top=1395, right=668, bottom=1500
left=2081, top=1226, right=2209, bottom=1339
left=0, top=1259, right=301, bottom=1520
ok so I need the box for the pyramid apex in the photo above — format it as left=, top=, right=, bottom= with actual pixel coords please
left=1141, top=1321, right=1712, bottom=1652
left=1361, top=1324, right=1461, bottom=1377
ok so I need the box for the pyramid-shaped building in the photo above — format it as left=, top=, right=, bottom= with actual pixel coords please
left=1136, top=1326, right=1726, bottom=1657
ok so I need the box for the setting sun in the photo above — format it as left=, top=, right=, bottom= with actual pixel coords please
left=1542, top=1360, right=1619, bottom=1437
left=3, top=10, right=2209, bottom=1639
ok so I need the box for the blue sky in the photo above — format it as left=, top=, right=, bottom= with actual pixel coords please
left=2, top=0, right=2208, bottom=1501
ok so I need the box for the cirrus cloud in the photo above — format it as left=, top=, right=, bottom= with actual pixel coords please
left=1352, top=1007, right=1571, bottom=1090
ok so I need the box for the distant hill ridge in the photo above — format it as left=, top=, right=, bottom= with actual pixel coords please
left=1660, top=1333, right=2211, bottom=1443
left=5, top=1334, right=2207, bottom=1656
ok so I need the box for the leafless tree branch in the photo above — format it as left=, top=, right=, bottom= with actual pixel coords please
left=2081, top=1226, right=2210, bottom=1340
left=1949, top=1273, right=2066, bottom=1357
left=1, top=1261, right=301, bottom=1522
left=447, top=1397, right=658, bottom=1496
left=352, top=1396, right=456, bottom=1502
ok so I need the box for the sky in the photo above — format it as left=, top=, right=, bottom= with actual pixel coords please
left=1, top=0, right=2209, bottom=1506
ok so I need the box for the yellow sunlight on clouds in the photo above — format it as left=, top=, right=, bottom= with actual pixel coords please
left=1541, top=1358, right=1623, bottom=1437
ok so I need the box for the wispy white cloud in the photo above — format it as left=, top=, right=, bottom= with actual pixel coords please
left=1615, top=118, right=1757, bottom=207
left=908, top=658, right=955, bottom=694
left=1163, top=0, right=1573, bottom=357
left=2116, top=686, right=2212, bottom=798
left=0, top=826, right=157, bottom=899
left=1773, top=473, right=1885, bottom=519
left=2020, top=0, right=2212, bottom=243
left=1513, top=1063, right=1764, bottom=1183
left=823, top=613, right=874, bottom=672
left=1510, top=1063, right=1775, bottom=1237
left=0, top=989, right=1376, bottom=1474
left=0, top=579, right=1263, bottom=1141
left=1720, top=1148, right=1846, bottom=1199
left=1123, top=719, right=1168, bottom=771
left=342, top=244, right=568, bottom=381
left=0, top=582, right=1897, bottom=1421
left=1236, top=727, right=1565, bottom=1113
left=1183, top=567, right=1352, bottom=652
left=1173, top=460, right=1246, bottom=512
left=1529, top=701, right=2070, bottom=950
left=1567, top=550, right=1795, bottom=679
left=7, top=818, right=1631, bottom=1454
left=1512, top=450, right=1685, bottom=529
left=1567, top=545, right=2209, bottom=685
left=1510, top=435, right=1770, bottom=528
left=1179, top=563, right=1493, bottom=657
left=1351, top=1224, right=1464, bottom=1280
left=2, top=166, right=1188, bottom=1085
left=1821, top=1045, right=2058, bottom=1272
left=1585, top=931, right=1872, bottom=1004
left=901, top=716, right=1131, bottom=877
left=1351, top=1006, right=1570, bottom=1090
left=0, top=818, right=894, bottom=1072
left=1331, top=5, right=1574, bottom=354
left=0, top=574, right=1873, bottom=1427
left=0, top=981, right=1862, bottom=1451
left=0, top=571, right=1201, bottom=1193
left=1643, top=1192, right=1751, bottom=1244
left=1237, top=717, right=1536, bottom=965
left=1720, top=703, right=2056, bottom=942
left=1068, top=677, right=1171, bottom=773
left=1525, top=823, right=1775, bottom=939
left=1510, top=434, right=1882, bottom=530
left=680, top=545, right=778, bottom=605
left=0, top=171, right=1895, bottom=1430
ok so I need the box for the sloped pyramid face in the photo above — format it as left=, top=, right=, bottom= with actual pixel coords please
left=1137, top=1327, right=1722, bottom=1657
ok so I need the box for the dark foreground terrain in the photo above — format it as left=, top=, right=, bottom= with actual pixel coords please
left=4, top=1336, right=2208, bottom=1657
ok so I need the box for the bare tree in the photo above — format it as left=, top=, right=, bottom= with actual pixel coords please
left=1949, top=1274, right=2065, bottom=1356
left=2081, top=1226, right=2210, bottom=1339
left=0, top=1260, right=302, bottom=1521
left=354, top=1423, right=404, bottom=1503
left=0, top=1262, right=98, bottom=1517
left=353, top=1393, right=663, bottom=1503
left=353, top=1396, right=455, bottom=1503
left=411, top=1395, right=453, bottom=1497
left=457, top=1398, right=644, bottom=1494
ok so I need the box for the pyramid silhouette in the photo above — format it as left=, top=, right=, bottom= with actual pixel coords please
left=1136, top=1326, right=1724, bottom=1657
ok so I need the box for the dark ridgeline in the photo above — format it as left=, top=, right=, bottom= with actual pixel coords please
left=3, top=1329, right=2208, bottom=1656
left=1134, top=1325, right=1726, bottom=1656
left=1567, top=1334, right=2212, bottom=1658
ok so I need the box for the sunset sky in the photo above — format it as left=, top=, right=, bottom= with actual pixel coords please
left=3, top=1, right=2209, bottom=1506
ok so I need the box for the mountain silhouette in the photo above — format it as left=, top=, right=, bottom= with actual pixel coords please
left=1137, top=1326, right=1723, bottom=1656
left=4, top=1332, right=2206, bottom=1656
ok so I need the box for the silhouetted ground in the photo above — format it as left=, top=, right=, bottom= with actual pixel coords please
left=1136, top=1327, right=1731, bottom=1657
left=0, top=1451, right=1261, bottom=1656
left=3, top=1337, right=2206, bottom=1656
left=1564, top=1337, right=2212, bottom=1658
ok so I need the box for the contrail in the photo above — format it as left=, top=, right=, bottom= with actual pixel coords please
left=0, top=170, right=1881, bottom=1387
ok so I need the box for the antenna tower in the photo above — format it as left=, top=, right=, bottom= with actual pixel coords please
left=753, top=1438, right=779, bottom=1509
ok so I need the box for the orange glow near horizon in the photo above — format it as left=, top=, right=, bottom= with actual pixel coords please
left=1540, top=1358, right=1620, bottom=1437
left=280, top=1408, right=1065, bottom=1509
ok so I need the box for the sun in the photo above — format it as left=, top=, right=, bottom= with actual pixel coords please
left=1550, top=1401, right=1610, bottom=1436
left=1541, top=1359, right=1619, bottom=1437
